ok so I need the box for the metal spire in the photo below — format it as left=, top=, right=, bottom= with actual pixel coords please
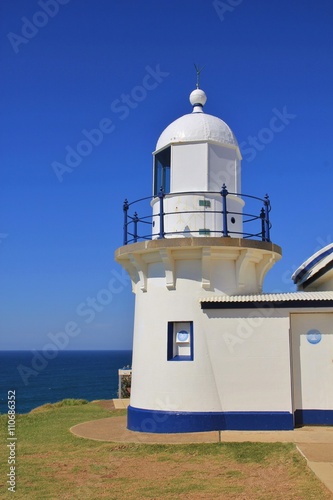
left=194, top=63, right=205, bottom=89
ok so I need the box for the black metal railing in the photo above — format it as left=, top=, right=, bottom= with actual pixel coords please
left=122, top=184, right=272, bottom=245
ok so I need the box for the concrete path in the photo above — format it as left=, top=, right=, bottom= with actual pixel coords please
left=71, top=407, right=333, bottom=496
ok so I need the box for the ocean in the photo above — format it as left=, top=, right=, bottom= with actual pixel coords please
left=0, top=350, right=132, bottom=414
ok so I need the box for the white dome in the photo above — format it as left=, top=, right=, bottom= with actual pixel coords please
left=155, top=112, right=239, bottom=151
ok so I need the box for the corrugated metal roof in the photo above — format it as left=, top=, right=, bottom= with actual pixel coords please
left=200, top=291, right=333, bottom=303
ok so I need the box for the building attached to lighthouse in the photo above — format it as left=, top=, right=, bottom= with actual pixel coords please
left=115, top=85, right=333, bottom=433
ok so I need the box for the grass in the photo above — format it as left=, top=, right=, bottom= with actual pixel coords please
left=0, top=400, right=332, bottom=499
left=29, top=398, right=89, bottom=412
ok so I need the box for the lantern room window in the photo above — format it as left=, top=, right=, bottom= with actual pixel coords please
left=154, top=147, right=170, bottom=196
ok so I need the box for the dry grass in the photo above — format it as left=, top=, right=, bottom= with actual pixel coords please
left=0, top=401, right=332, bottom=499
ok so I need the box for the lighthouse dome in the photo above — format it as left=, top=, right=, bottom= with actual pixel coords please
left=155, top=88, right=239, bottom=152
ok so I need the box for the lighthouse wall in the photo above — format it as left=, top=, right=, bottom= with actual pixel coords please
left=128, top=266, right=294, bottom=432
left=124, top=242, right=293, bottom=433
left=151, top=194, right=244, bottom=238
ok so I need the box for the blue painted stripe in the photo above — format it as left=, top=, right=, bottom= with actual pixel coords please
left=294, top=409, right=333, bottom=426
left=127, top=406, right=294, bottom=433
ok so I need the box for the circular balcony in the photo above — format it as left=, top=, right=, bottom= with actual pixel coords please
left=122, top=184, right=272, bottom=246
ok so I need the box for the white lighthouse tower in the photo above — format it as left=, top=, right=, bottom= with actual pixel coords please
left=115, top=83, right=282, bottom=433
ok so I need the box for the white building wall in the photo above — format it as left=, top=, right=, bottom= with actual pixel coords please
left=317, top=278, right=333, bottom=291
left=305, top=273, right=333, bottom=291
left=203, top=310, right=292, bottom=412
left=291, top=312, right=333, bottom=411
left=130, top=268, right=293, bottom=415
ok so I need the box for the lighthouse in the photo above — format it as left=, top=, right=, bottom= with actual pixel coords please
left=115, top=83, right=288, bottom=433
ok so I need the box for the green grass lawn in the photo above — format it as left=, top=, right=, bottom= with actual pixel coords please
left=0, top=400, right=332, bottom=499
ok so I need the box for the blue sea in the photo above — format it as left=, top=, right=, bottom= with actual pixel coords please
left=0, top=350, right=132, bottom=414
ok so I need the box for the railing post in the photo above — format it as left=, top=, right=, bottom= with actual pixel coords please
left=158, top=188, right=165, bottom=239
left=260, top=208, right=266, bottom=241
left=264, top=194, right=270, bottom=242
left=221, top=184, right=229, bottom=237
left=133, top=212, right=139, bottom=243
left=123, top=199, right=129, bottom=245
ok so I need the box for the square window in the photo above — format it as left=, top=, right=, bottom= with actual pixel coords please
left=167, top=321, right=193, bottom=361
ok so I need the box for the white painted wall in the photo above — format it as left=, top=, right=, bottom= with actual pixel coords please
left=304, top=272, right=333, bottom=291
left=126, top=244, right=333, bottom=421
left=169, top=142, right=241, bottom=194
left=151, top=194, right=244, bottom=238
left=129, top=262, right=293, bottom=415
left=203, top=310, right=292, bottom=412
left=130, top=274, right=220, bottom=412
left=208, top=143, right=241, bottom=193
left=291, top=312, right=333, bottom=411
left=171, top=143, right=208, bottom=192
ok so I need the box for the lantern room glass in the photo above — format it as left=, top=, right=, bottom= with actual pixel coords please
left=154, top=147, right=170, bottom=196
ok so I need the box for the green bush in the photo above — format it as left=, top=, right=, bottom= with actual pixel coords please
left=120, top=374, right=131, bottom=398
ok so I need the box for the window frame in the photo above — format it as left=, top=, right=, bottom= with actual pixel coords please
left=167, top=321, right=194, bottom=361
left=154, top=147, right=171, bottom=196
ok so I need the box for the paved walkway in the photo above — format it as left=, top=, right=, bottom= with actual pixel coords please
left=70, top=403, right=333, bottom=496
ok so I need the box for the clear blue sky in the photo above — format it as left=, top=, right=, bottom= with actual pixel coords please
left=1, top=0, right=333, bottom=350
